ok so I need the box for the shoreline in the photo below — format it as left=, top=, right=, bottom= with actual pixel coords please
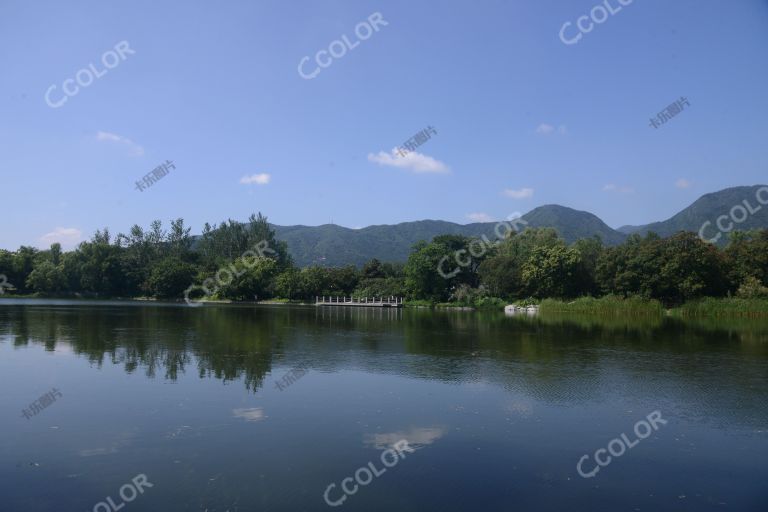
left=3, top=295, right=768, bottom=318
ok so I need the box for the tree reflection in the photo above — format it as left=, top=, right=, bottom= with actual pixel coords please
left=1, top=302, right=766, bottom=415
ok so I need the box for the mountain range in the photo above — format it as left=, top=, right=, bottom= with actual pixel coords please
left=617, top=185, right=768, bottom=238
left=269, top=185, right=768, bottom=267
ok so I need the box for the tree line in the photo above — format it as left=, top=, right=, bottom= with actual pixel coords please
left=1, top=213, right=767, bottom=305
left=408, top=228, right=768, bottom=305
left=0, top=213, right=402, bottom=301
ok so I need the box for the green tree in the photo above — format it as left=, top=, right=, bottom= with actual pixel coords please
left=572, top=236, right=604, bottom=296
left=324, top=265, right=359, bottom=295
left=362, top=258, right=385, bottom=279
left=274, top=268, right=303, bottom=300
left=50, top=243, right=62, bottom=265
left=522, top=243, right=582, bottom=298
left=404, top=235, right=477, bottom=302
left=167, top=218, right=193, bottom=260
left=477, top=254, right=522, bottom=299
left=478, top=228, right=562, bottom=299
left=198, top=213, right=290, bottom=270
left=596, top=233, right=663, bottom=298
left=26, top=261, right=67, bottom=294
left=353, top=277, right=406, bottom=298
left=299, top=266, right=331, bottom=299
left=116, top=224, right=153, bottom=295
left=724, top=229, right=768, bottom=291
left=220, top=258, right=280, bottom=300
left=10, top=246, right=38, bottom=294
left=146, top=258, right=197, bottom=298
left=70, top=230, right=127, bottom=296
left=657, top=232, right=728, bottom=302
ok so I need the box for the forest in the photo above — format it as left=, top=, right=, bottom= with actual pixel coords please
left=1, top=213, right=767, bottom=307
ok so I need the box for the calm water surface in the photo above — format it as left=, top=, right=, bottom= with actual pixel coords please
left=1, top=300, right=766, bottom=511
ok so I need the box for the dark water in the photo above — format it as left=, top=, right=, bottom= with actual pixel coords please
left=1, top=300, right=766, bottom=512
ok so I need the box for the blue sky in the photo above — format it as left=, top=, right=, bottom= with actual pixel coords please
left=1, top=0, right=767, bottom=250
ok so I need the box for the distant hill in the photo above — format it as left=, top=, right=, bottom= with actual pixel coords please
left=199, top=185, right=768, bottom=267
left=272, top=221, right=496, bottom=267
left=618, top=185, right=768, bottom=243
left=272, top=205, right=627, bottom=267
left=521, top=205, right=627, bottom=246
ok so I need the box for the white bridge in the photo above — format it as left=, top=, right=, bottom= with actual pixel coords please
left=315, top=296, right=404, bottom=308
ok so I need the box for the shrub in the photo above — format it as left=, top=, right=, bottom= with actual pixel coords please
left=736, top=276, right=768, bottom=299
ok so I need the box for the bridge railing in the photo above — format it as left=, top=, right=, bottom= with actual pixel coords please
left=315, top=296, right=404, bottom=305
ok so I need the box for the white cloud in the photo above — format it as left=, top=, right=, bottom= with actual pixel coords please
left=365, top=427, right=444, bottom=450
left=367, top=148, right=449, bottom=174
left=467, top=212, right=494, bottom=223
left=603, top=184, right=634, bottom=194
left=39, top=227, right=82, bottom=248
left=95, top=131, right=144, bottom=156
left=503, top=187, right=534, bottom=199
left=535, top=123, right=567, bottom=135
left=240, top=173, right=271, bottom=185
left=675, top=178, right=693, bottom=189
left=96, top=131, right=122, bottom=142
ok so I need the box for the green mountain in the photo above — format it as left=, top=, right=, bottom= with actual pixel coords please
left=272, top=221, right=496, bottom=267
left=618, top=185, right=768, bottom=243
left=205, top=186, right=768, bottom=267
left=521, top=205, right=627, bottom=246
left=272, top=205, right=627, bottom=267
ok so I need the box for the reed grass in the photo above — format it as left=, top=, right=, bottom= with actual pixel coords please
left=539, top=296, right=664, bottom=316
left=676, top=298, right=768, bottom=318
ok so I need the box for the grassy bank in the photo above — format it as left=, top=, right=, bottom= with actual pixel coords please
left=404, top=297, right=508, bottom=310
left=6, top=294, right=768, bottom=319
left=539, top=296, right=768, bottom=318
left=675, top=298, right=768, bottom=318
left=539, top=296, right=664, bottom=316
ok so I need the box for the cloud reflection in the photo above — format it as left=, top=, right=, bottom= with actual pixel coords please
left=365, top=426, right=444, bottom=450
left=232, top=407, right=266, bottom=422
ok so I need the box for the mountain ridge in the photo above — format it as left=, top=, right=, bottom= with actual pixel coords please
left=618, top=185, right=768, bottom=240
left=230, top=185, right=768, bottom=267
left=269, top=204, right=626, bottom=266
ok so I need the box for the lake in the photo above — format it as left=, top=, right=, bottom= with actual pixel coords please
left=1, top=299, right=766, bottom=511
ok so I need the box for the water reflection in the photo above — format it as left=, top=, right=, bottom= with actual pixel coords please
left=1, top=302, right=767, bottom=404
left=232, top=407, right=266, bottom=422
left=1, top=300, right=767, bottom=511
left=365, top=427, right=445, bottom=450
